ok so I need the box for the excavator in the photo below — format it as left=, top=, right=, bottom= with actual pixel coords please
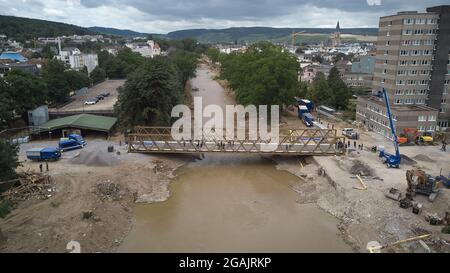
left=397, top=128, right=434, bottom=145
left=406, top=169, right=441, bottom=202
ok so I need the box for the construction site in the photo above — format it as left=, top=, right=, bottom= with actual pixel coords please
left=1, top=62, right=450, bottom=253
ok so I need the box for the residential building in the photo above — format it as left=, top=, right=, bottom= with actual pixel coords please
left=125, top=40, right=161, bottom=58
left=356, top=95, right=438, bottom=139
left=0, top=63, right=38, bottom=77
left=351, top=55, right=376, bottom=74
left=56, top=46, right=98, bottom=74
left=356, top=5, right=450, bottom=138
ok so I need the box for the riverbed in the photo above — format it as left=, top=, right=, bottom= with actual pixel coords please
left=118, top=64, right=352, bottom=252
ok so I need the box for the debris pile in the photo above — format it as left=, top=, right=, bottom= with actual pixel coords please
left=0, top=172, right=55, bottom=202
left=350, top=160, right=374, bottom=176
left=152, top=160, right=169, bottom=173
left=70, top=150, right=120, bottom=167
left=400, top=154, right=417, bottom=165
left=94, top=181, right=122, bottom=201
left=413, top=154, right=435, bottom=162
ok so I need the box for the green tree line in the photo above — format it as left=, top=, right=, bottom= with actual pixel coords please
left=219, top=42, right=299, bottom=108
left=0, top=60, right=90, bottom=128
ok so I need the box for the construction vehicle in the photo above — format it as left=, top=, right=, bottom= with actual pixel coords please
left=377, top=89, right=401, bottom=168
left=59, top=134, right=86, bottom=152
left=342, top=128, right=359, bottom=139
left=397, top=128, right=433, bottom=145
left=406, top=169, right=440, bottom=202
left=26, top=147, right=61, bottom=161
left=298, top=105, right=314, bottom=127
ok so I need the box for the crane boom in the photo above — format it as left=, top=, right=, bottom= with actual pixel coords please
left=377, top=88, right=401, bottom=168
left=382, top=88, right=400, bottom=158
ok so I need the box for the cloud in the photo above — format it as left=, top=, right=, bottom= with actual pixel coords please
left=1, top=0, right=449, bottom=33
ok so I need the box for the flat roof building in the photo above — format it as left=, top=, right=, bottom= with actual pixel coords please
left=357, top=5, right=450, bottom=138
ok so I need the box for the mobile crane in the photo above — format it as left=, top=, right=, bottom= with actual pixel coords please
left=377, top=88, right=401, bottom=168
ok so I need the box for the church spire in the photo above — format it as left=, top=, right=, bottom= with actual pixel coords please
left=336, top=21, right=341, bottom=32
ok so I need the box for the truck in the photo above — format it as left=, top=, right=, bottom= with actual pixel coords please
left=26, top=147, right=61, bottom=161
left=342, top=128, right=359, bottom=139
left=59, top=134, right=86, bottom=152
left=298, top=105, right=314, bottom=127
left=297, top=99, right=314, bottom=112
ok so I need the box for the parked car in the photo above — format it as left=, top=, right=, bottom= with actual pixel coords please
left=95, top=95, right=105, bottom=100
left=101, top=92, right=110, bottom=97
left=84, top=99, right=97, bottom=105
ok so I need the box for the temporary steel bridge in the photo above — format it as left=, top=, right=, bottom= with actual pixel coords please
left=127, top=127, right=345, bottom=156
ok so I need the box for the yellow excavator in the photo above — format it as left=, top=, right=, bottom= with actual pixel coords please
left=397, top=128, right=433, bottom=145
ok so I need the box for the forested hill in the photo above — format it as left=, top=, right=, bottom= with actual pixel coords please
left=0, top=15, right=95, bottom=42
left=166, top=27, right=379, bottom=43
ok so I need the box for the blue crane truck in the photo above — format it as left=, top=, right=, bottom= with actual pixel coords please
left=377, top=88, right=401, bottom=168
left=26, top=147, right=61, bottom=161
left=298, top=105, right=314, bottom=127
left=59, top=134, right=86, bottom=152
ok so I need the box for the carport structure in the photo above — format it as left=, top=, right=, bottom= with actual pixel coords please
left=37, top=114, right=118, bottom=138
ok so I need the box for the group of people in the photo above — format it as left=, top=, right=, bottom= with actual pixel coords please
left=39, top=162, right=49, bottom=172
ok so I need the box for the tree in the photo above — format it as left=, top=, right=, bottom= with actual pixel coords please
left=220, top=42, right=299, bottom=108
left=0, top=78, right=15, bottom=128
left=105, top=48, right=145, bottom=79
left=297, top=80, right=308, bottom=98
left=42, top=59, right=71, bottom=104
left=65, top=69, right=90, bottom=91
left=3, top=69, right=48, bottom=119
left=328, top=67, right=351, bottom=110
left=206, top=47, right=220, bottom=63
left=307, top=72, right=332, bottom=106
left=114, top=57, right=183, bottom=128
left=90, top=67, right=106, bottom=84
left=0, top=140, right=20, bottom=182
left=169, top=50, right=199, bottom=85
left=311, top=54, right=324, bottom=64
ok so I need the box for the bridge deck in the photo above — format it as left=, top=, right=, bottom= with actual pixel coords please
left=127, top=127, right=345, bottom=156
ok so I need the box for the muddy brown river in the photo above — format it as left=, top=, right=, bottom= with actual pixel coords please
left=118, top=65, right=351, bottom=252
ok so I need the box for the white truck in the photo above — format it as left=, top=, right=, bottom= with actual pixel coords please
left=342, top=128, right=359, bottom=139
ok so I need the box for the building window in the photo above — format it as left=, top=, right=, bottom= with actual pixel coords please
left=418, top=115, right=426, bottom=122
left=428, top=115, right=436, bottom=121
left=418, top=125, right=425, bottom=132
left=428, top=126, right=435, bottom=132
left=402, top=29, right=412, bottom=35
left=404, top=18, right=414, bottom=25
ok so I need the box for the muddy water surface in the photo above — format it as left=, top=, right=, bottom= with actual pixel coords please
left=118, top=65, right=351, bottom=252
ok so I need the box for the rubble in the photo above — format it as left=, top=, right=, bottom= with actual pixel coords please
left=94, top=181, right=122, bottom=201
left=349, top=160, right=373, bottom=176
left=0, top=172, right=55, bottom=202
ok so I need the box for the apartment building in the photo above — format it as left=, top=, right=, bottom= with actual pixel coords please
left=356, top=5, right=450, bottom=137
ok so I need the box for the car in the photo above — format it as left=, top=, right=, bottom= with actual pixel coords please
left=84, top=100, right=97, bottom=105
left=342, top=128, right=359, bottom=139
left=101, top=92, right=110, bottom=97
left=95, top=95, right=105, bottom=100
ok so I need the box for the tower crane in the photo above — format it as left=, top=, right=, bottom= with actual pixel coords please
left=291, top=30, right=307, bottom=48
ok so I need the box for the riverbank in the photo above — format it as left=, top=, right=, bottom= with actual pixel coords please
left=0, top=138, right=190, bottom=252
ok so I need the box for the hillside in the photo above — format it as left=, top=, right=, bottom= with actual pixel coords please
left=0, top=15, right=95, bottom=42
left=88, top=26, right=151, bottom=38
left=166, top=27, right=379, bottom=43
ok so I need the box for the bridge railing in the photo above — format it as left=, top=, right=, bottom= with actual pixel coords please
left=126, top=127, right=345, bottom=156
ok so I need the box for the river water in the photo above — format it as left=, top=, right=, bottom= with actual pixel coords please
left=118, top=65, right=351, bottom=252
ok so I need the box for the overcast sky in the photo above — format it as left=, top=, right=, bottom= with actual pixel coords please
left=1, top=0, right=449, bottom=33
